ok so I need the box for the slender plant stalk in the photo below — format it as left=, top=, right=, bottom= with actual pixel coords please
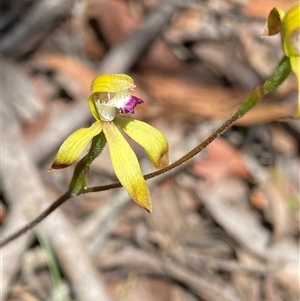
left=0, top=56, right=292, bottom=248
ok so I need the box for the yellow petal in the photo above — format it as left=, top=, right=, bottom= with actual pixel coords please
left=282, top=3, right=300, bottom=58
left=51, top=121, right=103, bottom=169
left=280, top=4, right=300, bottom=117
left=91, top=74, right=135, bottom=93
left=103, top=121, right=152, bottom=212
left=116, top=117, right=169, bottom=169
left=290, top=56, right=300, bottom=117
left=88, top=94, right=101, bottom=120
left=290, top=56, right=300, bottom=78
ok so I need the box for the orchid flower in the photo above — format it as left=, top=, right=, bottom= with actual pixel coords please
left=264, top=3, right=300, bottom=116
left=51, top=74, right=169, bottom=212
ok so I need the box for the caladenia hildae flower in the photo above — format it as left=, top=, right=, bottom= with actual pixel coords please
left=263, top=3, right=300, bottom=116
left=51, top=74, right=169, bottom=212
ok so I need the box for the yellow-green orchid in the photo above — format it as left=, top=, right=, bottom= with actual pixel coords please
left=51, top=74, right=169, bottom=212
left=264, top=3, right=300, bottom=116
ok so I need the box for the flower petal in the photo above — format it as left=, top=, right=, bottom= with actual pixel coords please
left=282, top=4, right=300, bottom=58
left=115, top=117, right=169, bottom=169
left=290, top=56, right=300, bottom=116
left=91, top=74, right=135, bottom=93
left=88, top=95, right=101, bottom=120
left=117, top=95, right=143, bottom=114
left=109, top=91, right=143, bottom=114
left=281, top=4, right=300, bottom=116
left=103, top=121, right=152, bottom=212
left=51, top=121, right=103, bottom=169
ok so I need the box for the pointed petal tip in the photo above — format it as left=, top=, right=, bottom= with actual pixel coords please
left=142, top=199, right=152, bottom=213
left=50, top=163, right=72, bottom=170
left=156, top=151, right=169, bottom=170
left=127, top=185, right=153, bottom=213
left=133, top=197, right=152, bottom=213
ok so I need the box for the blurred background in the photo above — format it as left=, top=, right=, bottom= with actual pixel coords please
left=1, top=0, right=299, bottom=301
